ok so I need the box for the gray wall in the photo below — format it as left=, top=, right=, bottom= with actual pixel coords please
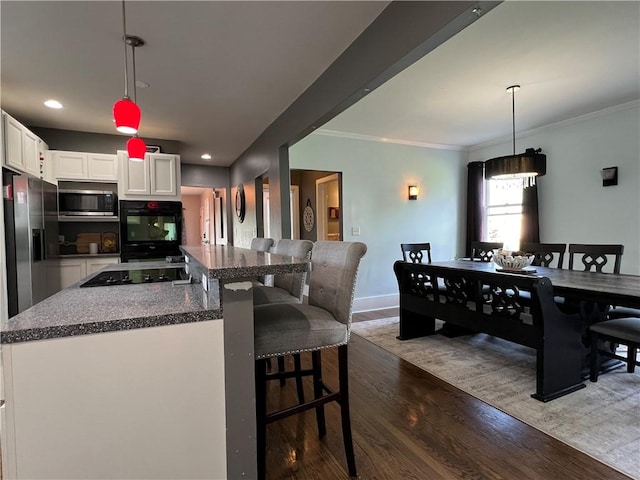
left=31, top=127, right=181, bottom=155
left=228, top=1, right=496, bottom=247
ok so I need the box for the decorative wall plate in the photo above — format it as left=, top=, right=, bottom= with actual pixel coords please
left=235, top=184, right=245, bottom=223
left=303, top=199, right=314, bottom=232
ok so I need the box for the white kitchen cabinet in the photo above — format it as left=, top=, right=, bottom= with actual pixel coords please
left=40, top=140, right=56, bottom=185
left=58, top=258, right=86, bottom=289
left=0, top=320, right=226, bottom=479
left=86, top=256, right=119, bottom=275
left=53, top=151, right=118, bottom=181
left=58, top=257, right=119, bottom=289
left=22, top=128, right=39, bottom=177
left=2, top=112, right=40, bottom=177
left=118, top=151, right=181, bottom=201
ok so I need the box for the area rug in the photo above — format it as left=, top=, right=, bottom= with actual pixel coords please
left=352, top=317, right=640, bottom=479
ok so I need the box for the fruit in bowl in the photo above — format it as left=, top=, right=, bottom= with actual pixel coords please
left=492, top=249, right=534, bottom=270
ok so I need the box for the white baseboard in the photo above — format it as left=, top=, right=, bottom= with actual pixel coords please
left=352, top=293, right=398, bottom=313
left=302, top=286, right=398, bottom=313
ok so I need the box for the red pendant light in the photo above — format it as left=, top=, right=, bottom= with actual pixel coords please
left=112, top=0, right=143, bottom=135
left=113, top=97, right=140, bottom=134
left=127, top=136, right=146, bottom=162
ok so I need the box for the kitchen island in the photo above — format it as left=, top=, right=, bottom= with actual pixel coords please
left=1, top=248, right=309, bottom=479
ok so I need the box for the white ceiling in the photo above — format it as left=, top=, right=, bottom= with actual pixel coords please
left=0, top=1, right=388, bottom=166
left=321, top=1, right=640, bottom=150
left=2, top=2, right=639, bottom=167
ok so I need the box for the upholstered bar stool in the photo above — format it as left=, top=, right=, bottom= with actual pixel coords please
left=253, top=239, right=313, bottom=305
left=253, top=239, right=313, bottom=396
left=253, top=241, right=367, bottom=480
left=250, top=237, right=274, bottom=285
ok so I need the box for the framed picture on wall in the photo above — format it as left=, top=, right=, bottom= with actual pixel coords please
left=329, top=207, right=339, bottom=219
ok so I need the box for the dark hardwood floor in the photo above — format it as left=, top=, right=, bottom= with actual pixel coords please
left=265, top=308, right=630, bottom=480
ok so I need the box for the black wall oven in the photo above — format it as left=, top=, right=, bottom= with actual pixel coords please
left=119, top=200, right=183, bottom=262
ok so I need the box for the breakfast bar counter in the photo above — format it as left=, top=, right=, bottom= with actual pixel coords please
left=1, top=247, right=309, bottom=479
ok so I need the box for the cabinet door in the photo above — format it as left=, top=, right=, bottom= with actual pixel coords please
left=22, top=129, right=40, bottom=177
left=59, top=259, right=87, bottom=290
left=86, top=257, right=119, bottom=275
left=55, top=152, right=88, bottom=180
left=149, top=154, right=177, bottom=196
left=4, top=114, right=24, bottom=172
left=88, top=154, right=118, bottom=181
left=122, top=152, right=150, bottom=195
left=42, top=144, right=57, bottom=185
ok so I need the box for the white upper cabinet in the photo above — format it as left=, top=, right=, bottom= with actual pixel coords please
left=54, top=151, right=88, bottom=179
left=53, top=151, right=118, bottom=181
left=88, top=153, right=118, bottom=181
left=2, top=111, right=45, bottom=178
left=118, top=151, right=181, bottom=201
left=3, top=113, right=24, bottom=172
left=22, top=128, right=40, bottom=177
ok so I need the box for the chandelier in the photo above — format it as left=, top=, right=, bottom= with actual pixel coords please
left=484, top=85, right=546, bottom=188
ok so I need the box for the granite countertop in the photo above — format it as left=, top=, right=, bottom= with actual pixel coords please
left=180, top=244, right=309, bottom=279
left=1, top=261, right=221, bottom=345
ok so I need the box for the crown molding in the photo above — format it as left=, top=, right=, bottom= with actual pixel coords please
left=313, top=100, right=639, bottom=154
left=313, top=129, right=466, bottom=151
left=468, top=99, right=640, bottom=152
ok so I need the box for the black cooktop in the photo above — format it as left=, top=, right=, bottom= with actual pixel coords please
left=80, top=267, right=188, bottom=287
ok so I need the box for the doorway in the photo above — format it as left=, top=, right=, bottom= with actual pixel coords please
left=290, top=169, right=342, bottom=241
left=180, top=186, right=227, bottom=245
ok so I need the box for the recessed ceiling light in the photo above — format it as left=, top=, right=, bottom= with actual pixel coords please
left=201, top=153, right=212, bottom=160
left=44, top=99, right=63, bottom=109
left=136, top=80, right=150, bottom=89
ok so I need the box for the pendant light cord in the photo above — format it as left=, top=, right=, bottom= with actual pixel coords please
left=511, top=87, right=516, bottom=155
left=122, top=0, right=129, bottom=99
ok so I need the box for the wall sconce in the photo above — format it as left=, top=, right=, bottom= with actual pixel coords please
left=601, top=166, right=618, bottom=187
left=408, top=185, right=419, bottom=200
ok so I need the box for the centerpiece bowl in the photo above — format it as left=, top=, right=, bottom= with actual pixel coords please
left=492, top=249, right=534, bottom=271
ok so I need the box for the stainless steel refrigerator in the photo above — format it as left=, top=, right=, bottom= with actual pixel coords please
left=2, top=168, right=60, bottom=317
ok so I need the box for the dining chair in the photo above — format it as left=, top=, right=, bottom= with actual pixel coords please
left=253, top=241, right=367, bottom=480
left=400, top=242, right=432, bottom=263
left=589, top=317, right=640, bottom=382
left=567, top=243, right=624, bottom=274
left=470, top=241, right=503, bottom=262
left=520, top=242, right=566, bottom=268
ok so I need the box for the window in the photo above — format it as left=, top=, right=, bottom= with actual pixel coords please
left=485, top=179, right=523, bottom=251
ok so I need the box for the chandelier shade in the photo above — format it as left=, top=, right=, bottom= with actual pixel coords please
left=484, top=148, right=546, bottom=180
left=127, top=136, right=146, bottom=162
left=113, top=97, right=141, bottom=134
left=484, top=85, right=546, bottom=186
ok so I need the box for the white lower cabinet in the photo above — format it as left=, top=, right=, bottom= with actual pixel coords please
left=59, top=257, right=119, bottom=289
left=0, top=320, right=226, bottom=479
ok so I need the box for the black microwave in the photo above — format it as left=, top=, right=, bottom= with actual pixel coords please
left=58, top=189, right=117, bottom=217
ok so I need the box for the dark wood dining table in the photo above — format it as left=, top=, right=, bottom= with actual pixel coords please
left=396, top=259, right=640, bottom=384
left=431, top=260, right=640, bottom=310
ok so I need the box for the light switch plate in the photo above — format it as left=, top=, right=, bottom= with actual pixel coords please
left=352, top=227, right=361, bottom=236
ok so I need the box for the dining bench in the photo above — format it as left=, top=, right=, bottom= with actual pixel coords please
left=393, top=261, right=586, bottom=402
